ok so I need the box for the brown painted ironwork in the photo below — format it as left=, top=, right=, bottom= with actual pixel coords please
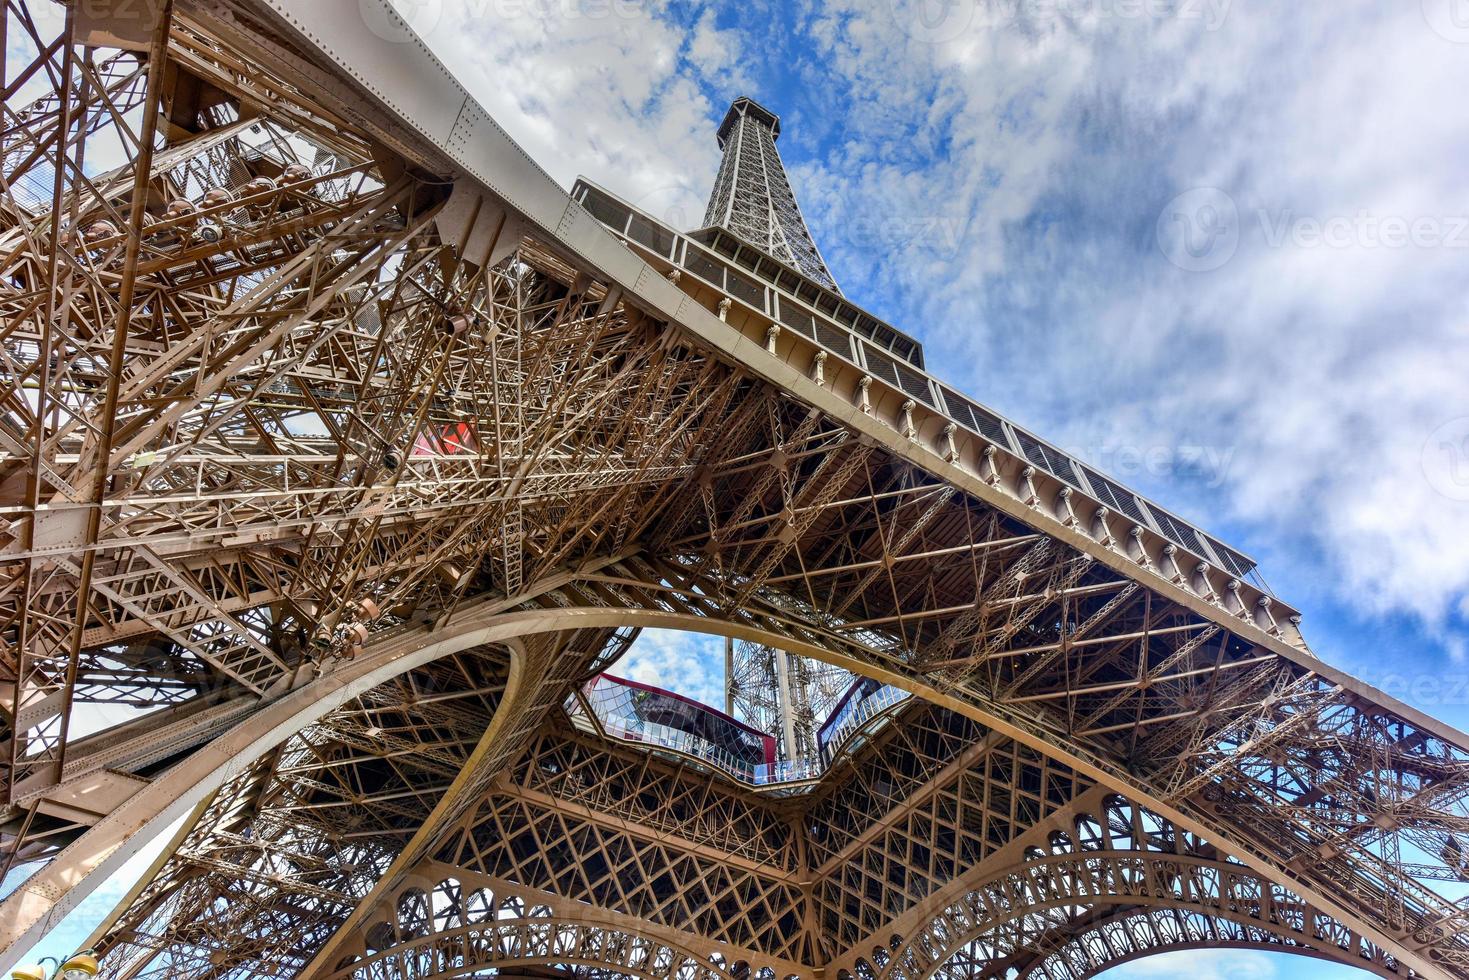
left=1, top=3, right=1467, bottom=979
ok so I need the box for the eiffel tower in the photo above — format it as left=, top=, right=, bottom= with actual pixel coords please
left=1, top=3, right=1467, bottom=979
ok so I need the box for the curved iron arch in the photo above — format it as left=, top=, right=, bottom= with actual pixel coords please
left=1011, top=906, right=1400, bottom=979
left=328, top=871, right=755, bottom=980
left=333, top=918, right=733, bottom=980
left=882, top=849, right=1405, bottom=980
left=6, top=601, right=1454, bottom=980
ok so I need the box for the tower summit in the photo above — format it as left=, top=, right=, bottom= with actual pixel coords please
left=702, top=97, right=841, bottom=292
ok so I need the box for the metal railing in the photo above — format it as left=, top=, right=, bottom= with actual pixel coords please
left=577, top=674, right=910, bottom=788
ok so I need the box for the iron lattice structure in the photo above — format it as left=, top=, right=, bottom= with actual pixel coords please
left=0, top=3, right=1466, bottom=980
left=700, top=97, right=840, bottom=293
left=726, top=638, right=853, bottom=764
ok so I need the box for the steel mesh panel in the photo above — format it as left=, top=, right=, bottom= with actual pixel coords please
left=684, top=246, right=725, bottom=288
left=1015, top=430, right=1084, bottom=489
left=1143, top=501, right=1208, bottom=559
left=814, top=320, right=854, bottom=359
left=1081, top=465, right=1148, bottom=525
left=938, top=386, right=1010, bottom=448
left=1206, top=535, right=1258, bottom=578
left=581, top=189, right=631, bottom=234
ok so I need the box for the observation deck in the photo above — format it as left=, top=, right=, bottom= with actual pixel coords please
left=567, top=673, right=911, bottom=790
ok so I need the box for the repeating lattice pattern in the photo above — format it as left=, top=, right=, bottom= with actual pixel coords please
left=340, top=877, right=741, bottom=980
left=702, top=98, right=839, bottom=290
left=442, top=791, right=807, bottom=961
left=878, top=793, right=1410, bottom=980
left=510, top=728, right=799, bottom=872
left=809, top=705, right=1089, bottom=953
left=2, top=5, right=1468, bottom=980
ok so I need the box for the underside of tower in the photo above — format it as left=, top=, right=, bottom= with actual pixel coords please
left=0, top=4, right=1467, bottom=980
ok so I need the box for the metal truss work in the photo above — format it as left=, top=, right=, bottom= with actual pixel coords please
left=700, top=97, right=839, bottom=292
left=1, top=2, right=1468, bottom=979
left=726, top=637, right=854, bottom=765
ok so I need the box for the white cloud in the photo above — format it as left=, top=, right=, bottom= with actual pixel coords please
left=384, top=0, right=1469, bottom=657
left=611, top=628, right=728, bottom=709
left=794, top=1, right=1469, bottom=648
left=686, top=9, right=753, bottom=92
left=1100, top=947, right=1279, bottom=979
left=1099, top=947, right=1371, bottom=980
left=390, top=0, right=722, bottom=221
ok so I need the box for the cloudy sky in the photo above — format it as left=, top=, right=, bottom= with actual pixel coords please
left=377, top=0, right=1468, bottom=976
left=391, top=0, right=1469, bottom=712
left=15, top=0, right=1469, bottom=974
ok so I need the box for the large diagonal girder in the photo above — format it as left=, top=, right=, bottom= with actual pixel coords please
left=1, top=1, right=1467, bottom=978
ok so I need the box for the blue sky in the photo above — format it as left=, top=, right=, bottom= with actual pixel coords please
left=389, top=0, right=1469, bottom=725
left=388, top=1, right=1467, bottom=976
left=14, top=0, right=1469, bottom=975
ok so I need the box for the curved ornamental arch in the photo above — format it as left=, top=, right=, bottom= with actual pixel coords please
left=1018, top=911, right=1393, bottom=980
left=11, top=599, right=1469, bottom=980
left=328, top=875, right=764, bottom=980
left=877, top=794, right=1410, bottom=980
left=2, top=2, right=1469, bottom=979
